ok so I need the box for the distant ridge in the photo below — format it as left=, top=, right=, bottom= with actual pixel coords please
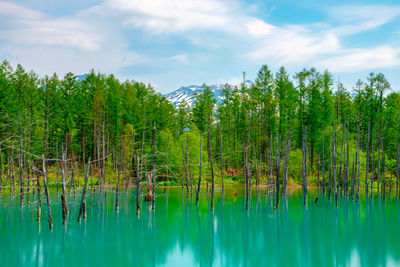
left=165, top=80, right=252, bottom=106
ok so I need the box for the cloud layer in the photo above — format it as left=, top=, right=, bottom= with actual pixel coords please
left=0, top=0, right=399, bottom=91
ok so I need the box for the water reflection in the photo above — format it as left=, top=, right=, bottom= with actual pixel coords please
left=0, top=189, right=400, bottom=266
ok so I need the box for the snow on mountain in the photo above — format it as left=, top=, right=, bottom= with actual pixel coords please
left=165, top=81, right=253, bottom=106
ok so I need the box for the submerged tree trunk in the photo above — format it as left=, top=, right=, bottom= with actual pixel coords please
left=356, top=110, right=361, bottom=202
left=208, top=121, right=215, bottom=212
left=181, top=144, right=187, bottom=191
left=61, top=150, right=69, bottom=224
left=220, top=124, right=224, bottom=196
left=78, top=157, right=91, bottom=222
left=322, top=125, right=325, bottom=194
left=382, top=144, right=386, bottom=203
left=244, top=138, right=249, bottom=210
left=365, top=121, right=370, bottom=198
left=152, top=122, right=156, bottom=210
left=302, top=126, right=308, bottom=206
left=339, top=122, right=345, bottom=192
left=346, top=121, right=350, bottom=196
left=116, top=152, right=121, bottom=211
left=36, top=162, right=41, bottom=221
left=328, top=125, right=332, bottom=200
left=0, top=146, right=2, bottom=195
left=282, top=130, right=291, bottom=195
left=136, top=151, right=141, bottom=216
left=275, top=133, right=280, bottom=210
left=126, top=134, right=135, bottom=192
left=18, top=113, right=24, bottom=206
left=186, top=134, right=190, bottom=196
left=196, top=134, right=202, bottom=206
left=397, top=144, right=399, bottom=199
left=42, top=155, right=53, bottom=229
left=333, top=122, right=337, bottom=206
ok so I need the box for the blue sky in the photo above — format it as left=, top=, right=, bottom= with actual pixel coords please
left=1, top=0, right=400, bottom=93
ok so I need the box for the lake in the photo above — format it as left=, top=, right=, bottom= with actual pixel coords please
left=0, top=187, right=400, bottom=266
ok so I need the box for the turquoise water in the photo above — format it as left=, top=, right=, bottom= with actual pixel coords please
left=0, top=188, right=400, bottom=266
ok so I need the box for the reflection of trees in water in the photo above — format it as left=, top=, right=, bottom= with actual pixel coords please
left=0, top=189, right=400, bottom=266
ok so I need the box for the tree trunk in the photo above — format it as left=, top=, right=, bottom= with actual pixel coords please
left=220, top=124, right=224, bottom=195
left=302, top=126, right=308, bottom=206
left=322, top=125, right=325, bottom=194
left=356, top=110, right=361, bottom=202
left=36, top=161, right=41, bottom=221
left=181, top=144, right=187, bottom=191
left=18, top=113, right=24, bottom=206
left=42, top=155, right=53, bottom=229
left=136, top=151, right=141, bottom=215
left=116, top=152, right=121, bottom=211
left=78, top=157, right=91, bottom=222
left=196, top=134, right=202, bottom=206
left=396, top=143, right=399, bottom=199
left=333, top=122, right=337, bottom=206
left=126, top=133, right=135, bottom=192
left=208, top=121, right=215, bottom=212
left=275, top=133, right=280, bottom=210
left=152, top=122, right=156, bottom=210
left=365, top=121, right=370, bottom=198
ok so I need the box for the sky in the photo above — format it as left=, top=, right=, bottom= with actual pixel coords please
left=1, top=0, right=400, bottom=94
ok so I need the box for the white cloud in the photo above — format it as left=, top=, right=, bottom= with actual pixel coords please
left=1, top=0, right=400, bottom=92
left=246, top=25, right=341, bottom=65
left=328, top=5, right=400, bottom=35
left=245, top=5, right=400, bottom=72
left=0, top=1, right=101, bottom=51
left=169, top=54, right=190, bottom=65
left=246, top=19, right=276, bottom=37
left=0, top=1, right=42, bottom=19
left=105, top=0, right=238, bottom=34
left=314, top=46, right=400, bottom=72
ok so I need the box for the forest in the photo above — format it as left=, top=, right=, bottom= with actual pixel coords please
left=0, top=59, right=400, bottom=209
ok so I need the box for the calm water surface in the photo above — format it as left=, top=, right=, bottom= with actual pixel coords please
left=0, top=188, right=400, bottom=266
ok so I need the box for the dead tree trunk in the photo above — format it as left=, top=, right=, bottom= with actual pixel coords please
left=275, top=133, right=280, bottom=210
left=397, top=144, right=399, bottom=199
left=328, top=125, right=332, bottom=200
left=18, top=113, right=24, bottom=206
left=282, top=130, right=291, bottom=195
left=42, top=155, right=53, bottom=229
left=196, top=134, right=202, bottom=206
left=136, top=151, right=141, bottom=215
left=244, top=138, right=249, bottom=210
left=208, top=120, right=215, bottom=212
left=126, top=134, right=135, bottom=192
left=365, top=122, right=370, bottom=198
left=302, top=126, right=307, bottom=206
left=356, top=110, right=361, bottom=202
left=382, top=144, right=386, bottom=203
left=36, top=161, right=41, bottom=221
left=219, top=124, right=224, bottom=195
left=61, top=150, right=69, bottom=224
left=186, top=134, right=190, bottom=196
left=181, top=144, right=186, bottom=191
left=116, top=152, right=121, bottom=211
left=166, top=135, right=170, bottom=183
left=151, top=122, right=156, bottom=210
left=333, top=122, right=337, bottom=206
left=322, top=125, right=325, bottom=194
left=78, top=157, right=91, bottom=222
left=339, top=122, right=345, bottom=192
left=346, top=121, right=350, bottom=196
left=0, top=146, right=2, bottom=195
left=56, top=141, right=60, bottom=194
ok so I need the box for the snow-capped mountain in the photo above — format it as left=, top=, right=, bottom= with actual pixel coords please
left=165, top=81, right=253, bottom=106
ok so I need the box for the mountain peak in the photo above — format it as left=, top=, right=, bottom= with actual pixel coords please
left=165, top=81, right=253, bottom=106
